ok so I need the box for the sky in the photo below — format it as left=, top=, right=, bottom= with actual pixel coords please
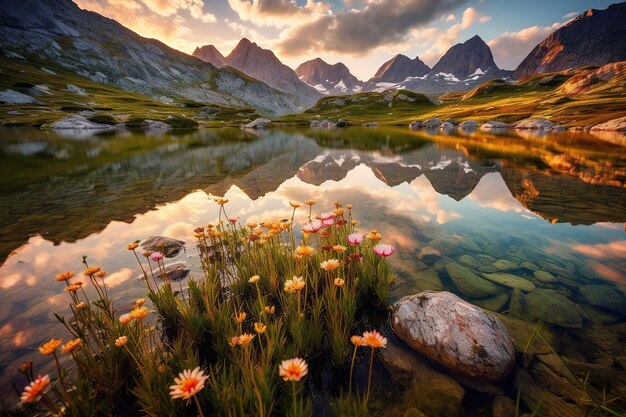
left=73, top=0, right=619, bottom=80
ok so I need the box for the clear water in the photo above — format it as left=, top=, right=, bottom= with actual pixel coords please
left=1, top=127, right=625, bottom=413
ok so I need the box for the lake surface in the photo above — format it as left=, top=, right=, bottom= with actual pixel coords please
left=1, top=126, right=625, bottom=414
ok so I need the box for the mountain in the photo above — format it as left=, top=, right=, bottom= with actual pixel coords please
left=370, top=54, right=430, bottom=83
left=0, top=0, right=299, bottom=116
left=432, top=35, right=498, bottom=78
left=513, top=3, right=626, bottom=79
left=192, top=45, right=226, bottom=68
left=295, top=58, right=363, bottom=95
left=223, top=38, right=322, bottom=107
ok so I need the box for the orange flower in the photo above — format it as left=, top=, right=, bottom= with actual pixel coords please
left=169, top=367, right=209, bottom=401
left=96, top=270, right=106, bottom=278
left=248, top=275, right=260, bottom=284
left=332, top=245, right=347, bottom=254
left=247, top=222, right=258, bottom=229
left=362, top=330, right=387, bottom=349
left=214, top=198, right=229, bottom=206
left=333, top=278, right=345, bottom=287
left=304, top=199, right=316, bottom=206
left=320, top=259, right=340, bottom=271
left=289, top=201, right=302, bottom=208
left=76, top=301, right=86, bottom=309
left=254, top=322, right=267, bottom=334
left=278, top=358, right=308, bottom=382
left=39, top=338, right=62, bottom=355
left=119, top=313, right=132, bottom=324
left=238, top=333, right=255, bottom=346
left=332, top=208, right=345, bottom=216
left=229, top=336, right=240, bottom=347
left=55, top=272, right=74, bottom=282
left=263, top=305, right=275, bottom=315
left=129, top=306, right=149, bottom=320
left=115, top=336, right=128, bottom=347
left=235, top=312, right=247, bottom=323
left=20, top=374, right=50, bottom=403
left=350, top=335, right=364, bottom=346
left=135, top=298, right=145, bottom=306
left=295, top=245, right=315, bottom=257
left=366, top=230, right=382, bottom=241
left=127, top=242, right=139, bottom=250
left=64, top=284, right=81, bottom=292
left=284, top=276, right=305, bottom=293
left=61, top=338, right=82, bottom=353
left=346, top=204, right=353, bottom=210
left=83, top=266, right=101, bottom=276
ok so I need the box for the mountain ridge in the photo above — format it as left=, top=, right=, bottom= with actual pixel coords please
left=295, top=57, right=362, bottom=95
left=370, top=54, right=430, bottom=83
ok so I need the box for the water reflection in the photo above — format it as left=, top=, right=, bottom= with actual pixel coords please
left=0, top=127, right=625, bottom=405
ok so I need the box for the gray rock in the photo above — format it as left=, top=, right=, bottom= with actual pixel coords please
left=579, top=285, right=626, bottom=316
left=459, top=120, right=477, bottom=131
left=244, top=118, right=271, bottom=129
left=336, top=119, right=348, bottom=127
left=0, top=89, right=40, bottom=104
left=534, top=270, right=557, bottom=283
left=493, top=259, right=518, bottom=271
left=480, top=121, right=510, bottom=130
left=590, top=116, right=626, bottom=131
left=66, top=84, right=88, bottom=96
left=421, top=118, right=442, bottom=129
left=141, top=235, right=185, bottom=257
left=446, top=263, right=501, bottom=298
left=524, top=289, right=584, bottom=328
left=479, top=265, right=499, bottom=274
left=409, top=120, right=422, bottom=129
left=49, top=115, right=114, bottom=130
left=440, top=121, right=455, bottom=130
left=515, top=118, right=556, bottom=130
left=143, top=119, right=171, bottom=130
left=482, top=272, right=536, bottom=292
left=392, top=291, right=516, bottom=381
left=161, top=262, right=190, bottom=282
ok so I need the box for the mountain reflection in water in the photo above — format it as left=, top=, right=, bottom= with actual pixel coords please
left=0, top=126, right=625, bottom=405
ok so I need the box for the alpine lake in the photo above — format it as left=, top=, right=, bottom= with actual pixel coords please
left=1, top=126, right=625, bottom=416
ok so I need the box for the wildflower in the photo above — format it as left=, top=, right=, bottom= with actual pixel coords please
left=238, top=333, right=255, bottom=346
left=332, top=245, right=347, bottom=254
left=127, top=242, right=139, bottom=250
left=229, top=336, right=240, bottom=347
left=254, top=322, right=267, bottom=334
left=304, top=199, right=316, bottom=206
left=20, top=374, right=50, bottom=403
left=214, top=198, right=229, bottom=205
left=284, top=276, right=305, bottom=293
left=115, top=336, right=128, bottom=347
left=289, top=201, right=302, bottom=208
left=322, top=218, right=334, bottom=227
left=350, top=335, right=364, bottom=346
left=76, top=301, right=86, bottom=309
left=264, top=305, right=275, bottom=315
left=366, top=230, right=382, bottom=241
left=119, top=313, right=132, bottom=324
left=249, top=275, right=260, bottom=284
left=158, top=364, right=166, bottom=374
left=96, top=270, right=106, bottom=278
left=18, top=362, right=32, bottom=374
left=347, top=233, right=363, bottom=245
left=278, top=358, right=308, bottom=382
left=295, top=245, right=315, bottom=257
left=333, top=208, right=345, bottom=216
left=317, top=212, right=336, bottom=221
left=333, top=278, right=345, bottom=287
left=247, top=222, right=258, bottom=229
left=83, top=266, right=101, bottom=276
left=64, top=284, right=81, bottom=292
left=373, top=244, right=395, bottom=257
left=349, top=253, right=363, bottom=262
left=150, top=252, right=164, bottom=262
left=346, top=204, right=353, bottom=210
left=320, top=259, right=340, bottom=271
left=362, top=330, right=388, bottom=349
left=129, top=306, right=149, bottom=320
left=302, top=220, right=322, bottom=233
left=228, top=216, right=239, bottom=224
left=351, top=220, right=358, bottom=226
left=169, top=367, right=209, bottom=401
left=61, top=338, right=82, bottom=353
left=38, top=338, right=62, bottom=355
left=135, top=298, right=145, bottom=306
left=55, top=271, right=74, bottom=282
left=235, top=312, right=247, bottom=323
left=142, top=251, right=152, bottom=257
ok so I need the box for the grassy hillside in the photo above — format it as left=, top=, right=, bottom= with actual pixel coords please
left=0, top=56, right=260, bottom=128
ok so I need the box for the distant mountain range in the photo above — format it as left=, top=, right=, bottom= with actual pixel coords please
left=295, top=58, right=363, bottom=95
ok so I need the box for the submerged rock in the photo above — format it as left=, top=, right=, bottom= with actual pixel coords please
left=417, top=246, right=441, bottom=260
left=472, top=292, right=509, bottom=312
left=392, top=291, right=516, bottom=381
left=579, top=285, right=626, bottom=316
left=482, top=272, right=536, bottom=292
left=534, top=270, right=557, bottom=283
left=480, top=121, right=510, bottom=130
left=492, top=259, right=518, bottom=271
left=143, top=119, right=170, bottom=130
left=141, top=236, right=185, bottom=257
left=446, top=263, right=501, bottom=298
left=244, top=118, right=271, bottom=129
left=524, top=289, right=584, bottom=328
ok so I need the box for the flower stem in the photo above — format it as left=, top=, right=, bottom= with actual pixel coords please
left=349, top=345, right=358, bottom=393
left=193, top=394, right=205, bottom=417
left=291, top=380, right=297, bottom=417
left=365, top=348, right=374, bottom=406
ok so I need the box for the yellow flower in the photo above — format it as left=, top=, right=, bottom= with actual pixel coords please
left=169, top=367, right=209, bottom=401
left=295, top=245, right=315, bottom=257
left=366, top=230, right=382, bottom=241
left=129, top=306, right=149, bottom=320
left=119, top=313, right=132, bottom=324
left=75, top=301, right=86, bottom=309
left=279, top=358, right=308, bottom=382
left=289, top=201, right=302, bottom=208
left=135, top=298, right=145, bottom=306
left=254, top=322, right=267, bottom=334
left=333, top=278, right=345, bottom=287
left=333, top=208, right=345, bottom=216
left=284, top=276, right=305, bottom=293
left=264, top=305, right=275, bottom=315
left=235, top=312, right=247, bottom=323
left=39, top=338, right=62, bottom=355
left=350, top=335, right=364, bottom=346
left=127, top=242, right=139, bottom=250
left=249, top=275, right=260, bottom=284
left=320, top=259, right=340, bottom=271
left=115, top=336, right=128, bottom=347
left=238, top=333, right=255, bottom=346
left=83, top=266, right=101, bottom=276
left=346, top=204, right=353, bottom=210
left=351, top=220, right=358, bottom=226
left=64, top=284, right=81, bottom=292
left=332, top=245, right=347, bottom=254
left=96, top=270, right=106, bottom=278
left=247, top=222, right=258, bottom=229
left=304, top=199, right=316, bottom=206
left=20, top=374, right=50, bottom=403
left=362, top=330, right=387, bottom=349
left=55, top=271, right=74, bottom=282
left=61, top=338, right=82, bottom=353
left=214, top=198, right=229, bottom=206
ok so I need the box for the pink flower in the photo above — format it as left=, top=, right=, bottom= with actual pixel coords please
left=373, top=244, right=394, bottom=257
left=150, top=252, right=164, bottom=262
left=316, top=212, right=336, bottom=221
left=302, top=220, right=322, bottom=233
left=347, top=233, right=363, bottom=245
left=228, top=216, right=239, bottom=224
left=322, top=218, right=334, bottom=227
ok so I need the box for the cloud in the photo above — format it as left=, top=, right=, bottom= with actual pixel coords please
left=562, top=11, right=578, bottom=20
left=276, top=0, right=469, bottom=56
left=488, top=22, right=561, bottom=70
left=572, top=240, right=626, bottom=259
left=228, top=0, right=332, bottom=28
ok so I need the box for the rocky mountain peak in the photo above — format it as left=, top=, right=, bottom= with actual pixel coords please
left=370, top=54, right=430, bottom=83
left=192, top=45, right=226, bottom=68
left=431, top=35, right=497, bottom=78
left=295, top=57, right=362, bottom=95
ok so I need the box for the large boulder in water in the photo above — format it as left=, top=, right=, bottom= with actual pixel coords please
left=141, top=236, right=185, bottom=257
left=391, top=291, right=516, bottom=381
